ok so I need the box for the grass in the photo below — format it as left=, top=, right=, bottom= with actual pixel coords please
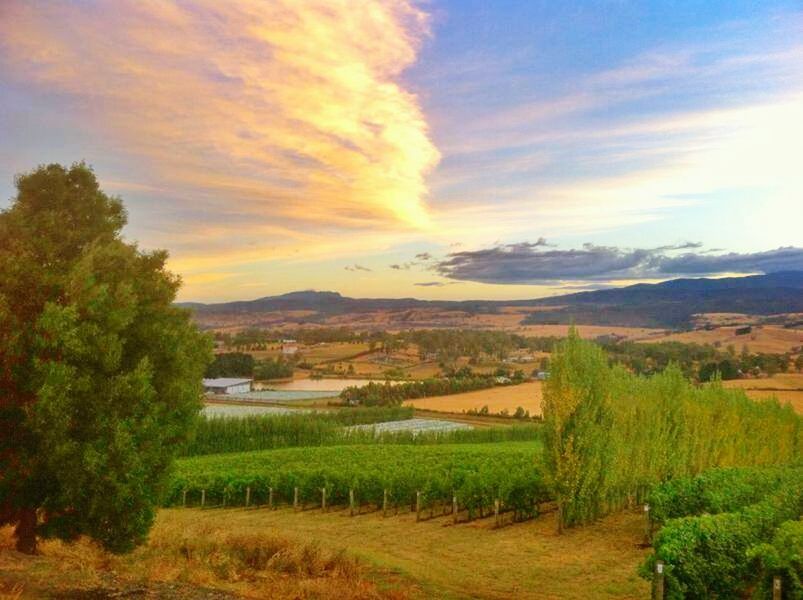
left=0, top=504, right=650, bottom=599
left=161, top=505, right=650, bottom=599
left=0, top=521, right=408, bottom=599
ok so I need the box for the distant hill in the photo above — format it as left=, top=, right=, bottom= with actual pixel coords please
left=521, top=271, right=803, bottom=328
left=179, top=271, right=803, bottom=330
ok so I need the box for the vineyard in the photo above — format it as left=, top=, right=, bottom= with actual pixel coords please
left=642, top=464, right=803, bottom=599
left=170, top=331, right=802, bottom=599
left=167, top=442, right=550, bottom=521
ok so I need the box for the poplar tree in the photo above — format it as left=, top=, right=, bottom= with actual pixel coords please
left=0, top=163, right=211, bottom=553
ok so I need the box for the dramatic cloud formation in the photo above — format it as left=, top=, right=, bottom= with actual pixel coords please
left=344, top=264, right=372, bottom=272
left=0, top=0, right=439, bottom=234
left=436, top=243, right=803, bottom=284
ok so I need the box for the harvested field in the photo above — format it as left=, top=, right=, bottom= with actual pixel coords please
left=405, top=382, right=542, bottom=416
left=723, top=373, right=803, bottom=390
left=647, top=325, right=803, bottom=353
left=723, top=373, right=803, bottom=414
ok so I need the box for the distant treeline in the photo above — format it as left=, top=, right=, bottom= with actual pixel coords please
left=182, top=406, right=542, bottom=456
left=205, top=352, right=293, bottom=380
left=210, top=327, right=800, bottom=382
left=598, top=339, right=801, bottom=380
left=340, top=374, right=518, bottom=407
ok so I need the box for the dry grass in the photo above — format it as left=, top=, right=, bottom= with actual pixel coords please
left=405, top=382, right=543, bottom=416
left=0, top=518, right=410, bottom=599
left=150, top=506, right=650, bottom=600
left=648, top=325, right=803, bottom=354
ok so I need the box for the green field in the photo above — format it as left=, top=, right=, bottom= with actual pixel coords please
left=168, top=441, right=548, bottom=517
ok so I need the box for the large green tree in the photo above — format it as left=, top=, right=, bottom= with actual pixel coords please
left=0, top=163, right=211, bottom=554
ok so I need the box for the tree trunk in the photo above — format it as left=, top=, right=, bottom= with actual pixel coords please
left=14, top=508, right=37, bottom=554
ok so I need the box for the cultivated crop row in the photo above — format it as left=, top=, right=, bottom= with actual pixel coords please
left=641, top=464, right=802, bottom=599
left=166, top=442, right=550, bottom=520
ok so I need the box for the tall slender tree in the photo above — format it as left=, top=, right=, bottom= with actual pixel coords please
left=0, top=163, right=211, bottom=553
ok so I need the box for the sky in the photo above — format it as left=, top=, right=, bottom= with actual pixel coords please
left=0, top=0, right=801, bottom=302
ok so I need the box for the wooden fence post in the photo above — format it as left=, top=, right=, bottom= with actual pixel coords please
left=201, top=489, right=206, bottom=508
left=652, top=560, right=664, bottom=600
left=773, top=576, right=782, bottom=600
left=494, top=499, right=501, bottom=528
left=416, top=491, right=422, bottom=522
left=245, top=486, right=251, bottom=508
left=321, top=487, right=327, bottom=512
left=349, top=489, right=355, bottom=516
left=293, top=487, right=299, bottom=511
left=269, top=487, right=274, bottom=510
left=382, top=489, right=388, bottom=517
left=452, top=495, right=458, bottom=524
left=644, top=504, right=651, bottom=544
left=182, top=489, right=187, bottom=508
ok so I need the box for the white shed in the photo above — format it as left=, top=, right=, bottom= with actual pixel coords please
left=202, top=377, right=253, bottom=395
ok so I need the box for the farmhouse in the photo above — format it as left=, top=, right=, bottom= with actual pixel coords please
left=202, top=377, right=253, bottom=395
left=281, top=339, right=298, bottom=355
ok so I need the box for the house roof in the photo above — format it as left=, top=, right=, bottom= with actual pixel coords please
left=202, top=378, right=253, bottom=387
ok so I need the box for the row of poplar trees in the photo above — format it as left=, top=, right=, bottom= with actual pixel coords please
left=542, top=329, right=801, bottom=530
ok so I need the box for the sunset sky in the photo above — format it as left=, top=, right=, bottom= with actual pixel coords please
left=1, top=1, right=802, bottom=302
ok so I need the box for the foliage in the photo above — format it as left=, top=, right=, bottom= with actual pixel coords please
left=698, top=358, right=741, bottom=381
left=340, top=375, right=516, bottom=406
left=252, top=357, right=294, bottom=380
left=541, top=328, right=615, bottom=528
left=0, top=163, right=211, bottom=553
left=167, top=442, right=550, bottom=516
left=182, top=408, right=542, bottom=456
left=183, top=407, right=414, bottom=455
left=206, top=352, right=255, bottom=378
left=747, top=519, right=803, bottom=600
left=642, top=475, right=802, bottom=599
left=542, top=328, right=801, bottom=530
left=647, top=465, right=803, bottom=525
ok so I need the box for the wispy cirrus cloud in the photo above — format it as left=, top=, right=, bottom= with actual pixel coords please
left=0, top=0, right=439, bottom=235
left=435, top=242, right=803, bottom=284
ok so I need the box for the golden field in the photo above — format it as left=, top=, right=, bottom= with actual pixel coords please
left=405, top=382, right=543, bottom=416
left=723, top=373, right=803, bottom=414
left=647, top=325, right=802, bottom=354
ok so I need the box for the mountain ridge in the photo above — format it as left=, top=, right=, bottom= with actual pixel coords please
left=178, top=271, right=803, bottom=329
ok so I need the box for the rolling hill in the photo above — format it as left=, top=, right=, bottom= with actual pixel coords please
left=179, top=271, right=803, bottom=330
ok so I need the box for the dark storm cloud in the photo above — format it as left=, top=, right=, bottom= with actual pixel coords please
left=435, top=241, right=803, bottom=284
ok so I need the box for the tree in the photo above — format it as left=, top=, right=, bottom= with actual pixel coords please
left=542, top=327, right=614, bottom=531
left=0, top=163, right=211, bottom=554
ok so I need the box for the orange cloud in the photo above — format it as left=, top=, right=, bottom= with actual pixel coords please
left=0, top=0, right=440, bottom=229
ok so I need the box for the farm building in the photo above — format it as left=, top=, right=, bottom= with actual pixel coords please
left=281, top=339, right=298, bottom=355
left=202, top=377, right=253, bottom=395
